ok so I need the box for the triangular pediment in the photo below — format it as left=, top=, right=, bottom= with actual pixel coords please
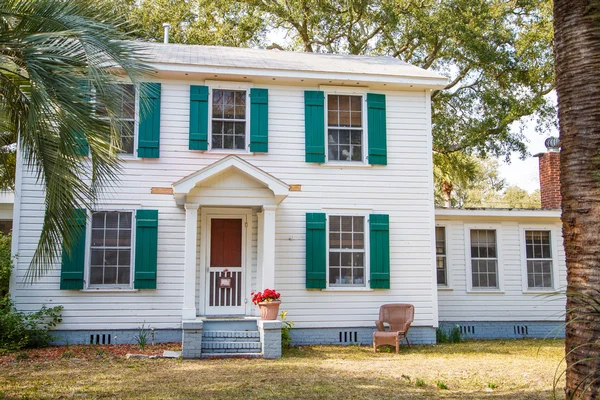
left=172, top=156, right=289, bottom=206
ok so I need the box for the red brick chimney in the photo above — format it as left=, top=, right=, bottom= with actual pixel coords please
left=535, top=137, right=561, bottom=209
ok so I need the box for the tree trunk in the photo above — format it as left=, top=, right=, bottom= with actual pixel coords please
left=554, top=0, right=600, bottom=398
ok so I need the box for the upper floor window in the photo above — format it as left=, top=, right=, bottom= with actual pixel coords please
left=327, top=94, right=363, bottom=162
left=435, top=226, right=447, bottom=286
left=211, top=89, right=247, bottom=150
left=525, top=230, right=553, bottom=289
left=97, top=84, right=136, bottom=156
left=329, top=215, right=366, bottom=287
left=470, top=229, right=498, bottom=289
left=89, top=211, right=133, bottom=287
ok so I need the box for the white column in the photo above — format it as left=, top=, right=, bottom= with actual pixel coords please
left=182, top=203, right=199, bottom=320
left=261, top=205, right=277, bottom=289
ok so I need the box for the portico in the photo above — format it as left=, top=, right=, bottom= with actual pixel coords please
left=172, top=156, right=289, bottom=320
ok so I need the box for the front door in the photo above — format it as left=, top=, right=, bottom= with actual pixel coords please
left=205, top=217, right=246, bottom=315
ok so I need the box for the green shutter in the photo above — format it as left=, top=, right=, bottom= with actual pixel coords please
left=304, top=91, right=325, bottom=163
left=189, top=85, right=209, bottom=150
left=367, top=93, right=387, bottom=165
left=369, top=214, right=390, bottom=289
left=306, top=212, right=327, bottom=289
left=138, top=82, right=161, bottom=158
left=134, top=209, right=158, bottom=289
left=73, top=80, right=90, bottom=156
left=250, top=88, right=269, bottom=152
left=60, top=209, right=87, bottom=290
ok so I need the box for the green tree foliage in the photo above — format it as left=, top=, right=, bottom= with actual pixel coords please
left=500, top=186, right=541, bottom=208
left=122, top=0, right=267, bottom=47
left=0, top=0, right=151, bottom=278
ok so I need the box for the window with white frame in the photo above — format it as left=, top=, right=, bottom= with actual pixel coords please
left=97, top=84, right=136, bottom=155
left=525, top=230, right=553, bottom=289
left=89, top=211, right=133, bottom=287
left=211, top=89, right=247, bottom=150
left=436, top=226, right=447, bottom=286
left=328, top=215, right=365, bottom=287
left=327, top=94, right=363, bottom=162
left=470, top=229, right=498, bottom=289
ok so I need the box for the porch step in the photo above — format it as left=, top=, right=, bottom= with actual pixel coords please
left=202, top=340, right=261, bottom=353
left=201, top=330, right=261, bottom=354
left=202, top=330, right=260, bottom=342
left=199, top=353, right=263, bottom=359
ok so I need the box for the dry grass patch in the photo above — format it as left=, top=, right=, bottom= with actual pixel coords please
left=0, top=339, right=563, bottom=399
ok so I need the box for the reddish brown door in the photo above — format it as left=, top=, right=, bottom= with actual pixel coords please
left=207, top=218, right=244, bottom=315
left=210, top=219, right=242, bottom=268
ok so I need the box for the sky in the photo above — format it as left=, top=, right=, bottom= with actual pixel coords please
left=497, top=120, right=559, bottom=193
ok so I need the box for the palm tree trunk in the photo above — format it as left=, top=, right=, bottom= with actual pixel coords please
left=554, top=0, right=600, bottom=398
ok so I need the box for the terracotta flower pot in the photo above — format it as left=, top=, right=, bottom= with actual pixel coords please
left=258, top=300, right=281, bottom=320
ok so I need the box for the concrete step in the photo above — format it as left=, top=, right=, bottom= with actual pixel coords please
left=199, top=353, right=263, bottom=359
left=202, top=330, right=260, bottom=342
left=201, top=341, right=261, bottom=351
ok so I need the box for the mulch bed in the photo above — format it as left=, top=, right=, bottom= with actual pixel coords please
left=0, top=342, right=182, bottom=366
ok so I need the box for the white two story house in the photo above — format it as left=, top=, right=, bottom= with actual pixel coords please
left=9, top=43, right=566, bottom=357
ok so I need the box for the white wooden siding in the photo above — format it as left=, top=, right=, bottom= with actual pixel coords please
left=11, top=80, right=437, bottom=330
left=436, top=217, right=566, bottom=322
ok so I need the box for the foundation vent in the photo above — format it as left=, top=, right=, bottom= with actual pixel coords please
left=90, top=333, right=112, bottom=345
left=459, top=325, right=476, bottom=335
left=339, top=331, right=359, bottom=343
left=514, top=325, right=529, bottom=336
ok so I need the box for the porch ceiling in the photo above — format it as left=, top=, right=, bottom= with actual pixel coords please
left=172, top=155, right=290, bottom=206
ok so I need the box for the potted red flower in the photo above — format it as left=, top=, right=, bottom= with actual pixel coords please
left=251, top=288, right=281, bottom=320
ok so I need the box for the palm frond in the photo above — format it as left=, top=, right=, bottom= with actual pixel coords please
left=0, top=0, right=153, bottom=280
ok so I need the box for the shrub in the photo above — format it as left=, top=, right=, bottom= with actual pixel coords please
left=415, top=378, right=426, bottom=387
left=280, top=311, right=294, bottom=349
left=0, top=232, right=12, bottom=298
left=0, top=296, right=63, bottom=351
left=436, top=380, right=449, bottom=390
left=436, top=325, right=462, bottom=344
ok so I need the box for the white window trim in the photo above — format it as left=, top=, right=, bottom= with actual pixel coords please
left=322, top=87, right=370, bottom=166
left=206, top=81, right=254, bottom=154
left=83, top=208, right=138, bottom=290
left=464, top=224, right=505, bottom=293
left=519, top=225, right=561, bottom=293
left=324, top=210, right=371, bottom=291
left=435, top=223, right=452, bottom=289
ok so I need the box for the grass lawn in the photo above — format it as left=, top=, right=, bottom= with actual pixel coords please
left=0, top=339, right=564, bottom=399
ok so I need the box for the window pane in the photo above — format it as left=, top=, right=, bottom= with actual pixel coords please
left=117, top=267, right=130, bottom=285
left=91, top=229, right=104, bottom=246
left=118, top=250, right=131, bottom=266
left=353, top=252, right=364, bottom=267
left=104, top=267, right=117, bottom=284
left=90, top=267, right=103, bottom=285
left=329, top=252, right=340, bottom=267
left=340, top=252, right=352, bottom=267
left=105, top=229, right=118, bottom=247
left=92, top=213, right=105, bottom=229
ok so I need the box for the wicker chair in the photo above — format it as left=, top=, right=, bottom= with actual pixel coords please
left=373, top=304, right=415, bottom=353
